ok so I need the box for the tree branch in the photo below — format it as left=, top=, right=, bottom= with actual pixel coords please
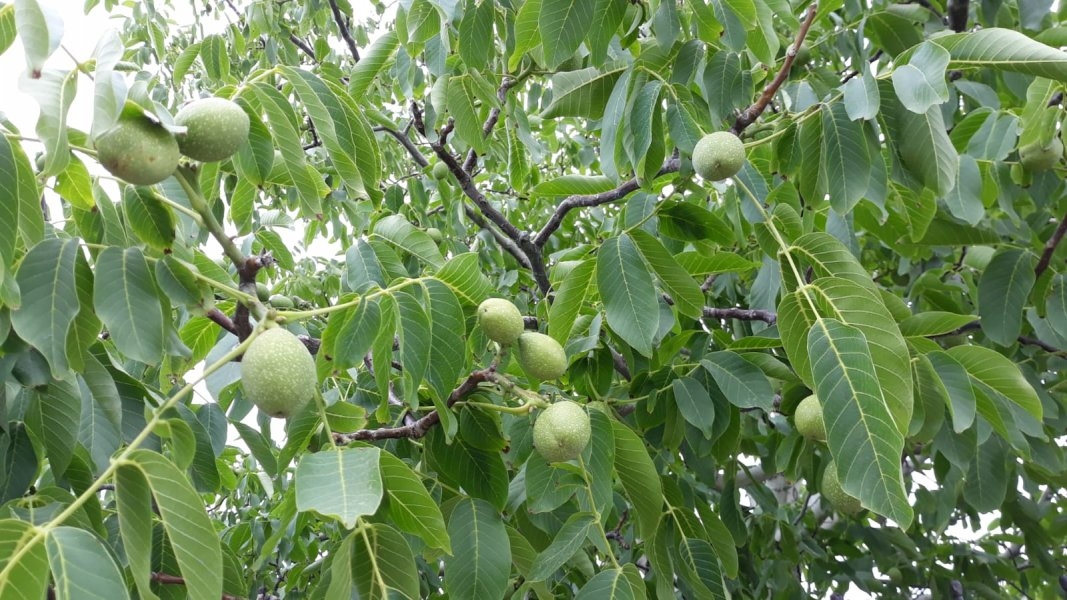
left=731, top=3, right=819, bottom=135
left=533, top=157, right=682, bottom=247
left=327, top=0, right=360, bottom=63
left=333, top=370, right=489, bottom=443
left=288, top=34, right=316, bottom=61
left=703, top=306, right=778, bottom=325
left=150, top=572, right=243, bottom=600
left=1034, top=208, right=1067, bottom=278
left=205, top=308, right=238, bottom=335
left=373, top=125, right=428, bottom=167
left=947, top=0, right=969, bottom=31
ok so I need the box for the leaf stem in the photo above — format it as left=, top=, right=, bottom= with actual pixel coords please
left=578, top=454, right=621, bottom=569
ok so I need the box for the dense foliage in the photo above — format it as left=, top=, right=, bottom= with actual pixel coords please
left=1, top=0, right=1066, bottom=598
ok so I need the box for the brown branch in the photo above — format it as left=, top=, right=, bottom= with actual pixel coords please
left=703, top=306, right=778, bottom=325
left=288, top=34, right=316, bottom=61
left=333, top=370, right=489, bottom=443
left=205, top=308, right=238, bottom=335
left=947, top=0, right=969, bottom=32
left=327, top=0, right=360, bottom=63
left=150, top=572, right=243, bottom=600
left=373, top=125, right=429, bottom=167
left=534, top=157, right=681, bottom=247
left=1034, top=209, right=1067, bottom=278
left=731, top=3, right=819, bottom=136
left=461, top=75, right=522, bottom=173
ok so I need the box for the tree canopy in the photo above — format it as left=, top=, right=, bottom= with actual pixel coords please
left=1, top=0, right=1066, bottom=598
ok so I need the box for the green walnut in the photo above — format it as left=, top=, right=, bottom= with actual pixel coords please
left=256, top=283, right=271, bottom=302
left=533, top=400, right=591, bottom=463
left=94, top=113, right=180, bottom=185
left=241, top=327, right=317, bottom=419
left=425, top=227, right=443, bottom=243
left=517, top=332, right=567, bottom=380
left=174, top=97, right=250, bottom=162
left=1019, top=137, right=1063, bottom=172
left=477, top=298, right=525, bottom=345
left=432, top=161, right=450, bottom=180
left=794, top=394, right=826, bottom=442
left=692, top=131, right=745, bottom=181
left=821, top=460, right=863, bottom=516
left=268, top=294, right=295, bottom=309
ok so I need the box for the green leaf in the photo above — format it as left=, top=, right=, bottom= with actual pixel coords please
left=427, top=428, right=508, bottom=509
left=575, top=567, right=638, bottom=599
left=977, top=248, right=1036, bottom=347
left=295, top=446, right=383, bottom=528
left=0, top=133, right=27, bottom=275
left=26, top=380, right=80, bottom=475
left=458, top=0, right=494, bottom=71
left=154, top=255, right=204, bottom=307
left=119, top=450, right=222, bottom=600
left=0, top=519, right=49, bottom=600
left=700, top=351, right=774, bottom=411
left=943, top=154, right=984, bottom=225
left=932, top=27, right=1067, bottom=83
left=0, top=4, right=15, bottom=57
left=945, top=345, right=1042, bottom=421
left=841, top=68, right=880, bottom=121
left=122, top=187, right=175, bottom=250
left=672, top=376, right=714, bottom=438
left=20, top=68, right=76, bottom=177
left=372, top=214, right=445, bottom=269
left=808, top=318, right=912, bottom=527
left=248, top=82, right=323, bottom=216
left=93, top=247, right=166, bottom=365
left=539, top=0, right=594, bottom=69
left=527, top=512, right=595, bottom=581
left=444, top=498, right=511, bottom=600
left=821, top=102, right=871, bottom=214
left=508, top=0, right=541, bottom=71
left=926, top=351, right=978, bottom=432
left=531, top=174, right=617, bottom=198
left=541, top=67, right=625, bottom=120
left=114, top=464, right=156, bottom=600
left=899, top=312, right=976, bottom=337
left=598, top=234, right=659, bottom=356
left=422, top=279, right=465, bottom=404
left=350, top=523, right=420, bottom=600
left=445, top=74, right=487, bottom=154
left=46, top=527, right=129, bottom=600
left=348, top=30, right=399, bottom=98
left=333, top=298, right=382, bottom=371
left=963, top=435, right=1009, bottom=512
left=611, top=420, right=662, bottom=540
left=434, top=253, right=493, bottom=305
left=890, top=91, right=959, bottom=196
left=14, top=0, right=62, bottom=73
left=548, top=257, right=595, bottom=345
left=379, top=450, right=451, bottom=552
left=629, top=228, right=703, bottom=319
left=11, top=238, right=80, bottom=377
left=892, top=41, right=951, bottom=113
left=675, top=537, right=728, bottom=600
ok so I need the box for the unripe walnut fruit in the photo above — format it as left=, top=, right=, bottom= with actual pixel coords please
left=533, top=400, right=591, bottom=463
left=432, top=161, right=450, bottom=180
left=517, top=332, right=567, bottom=380
left=94, top=113, right=180, bottom=185
left=821, top=460, right=863, bottom=516
left=477, top=298, right=524, bottom=345
left=241, top=327, right=317, bottom=419
left=174, top=97, right=250, bottom=162
left=1019, top=137, right=1062, bottom=172
left=692, top=131, right=745, bottom=181
left=794, top=394, right=826, bottom=441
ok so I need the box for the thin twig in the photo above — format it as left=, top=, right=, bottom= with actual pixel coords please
left=288, top=34, right=316, bottom=61
left=327, top=0, right=361, bottom=63
left=150, top=572, right=243, bottom=600
left=1034, top=209, right=1067, bottom=278
left=731, top=3, right=819, bottom=135
left=373, top=125, right=429, bottom=167
left=334, top=370, right=489, bottom=443
left=205, top=308, right=238, bottom=335
left=533, top=157, right=682, bottom=247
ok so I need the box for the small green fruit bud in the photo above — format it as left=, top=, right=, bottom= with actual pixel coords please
left=517, top=332, right=567, bottom=380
